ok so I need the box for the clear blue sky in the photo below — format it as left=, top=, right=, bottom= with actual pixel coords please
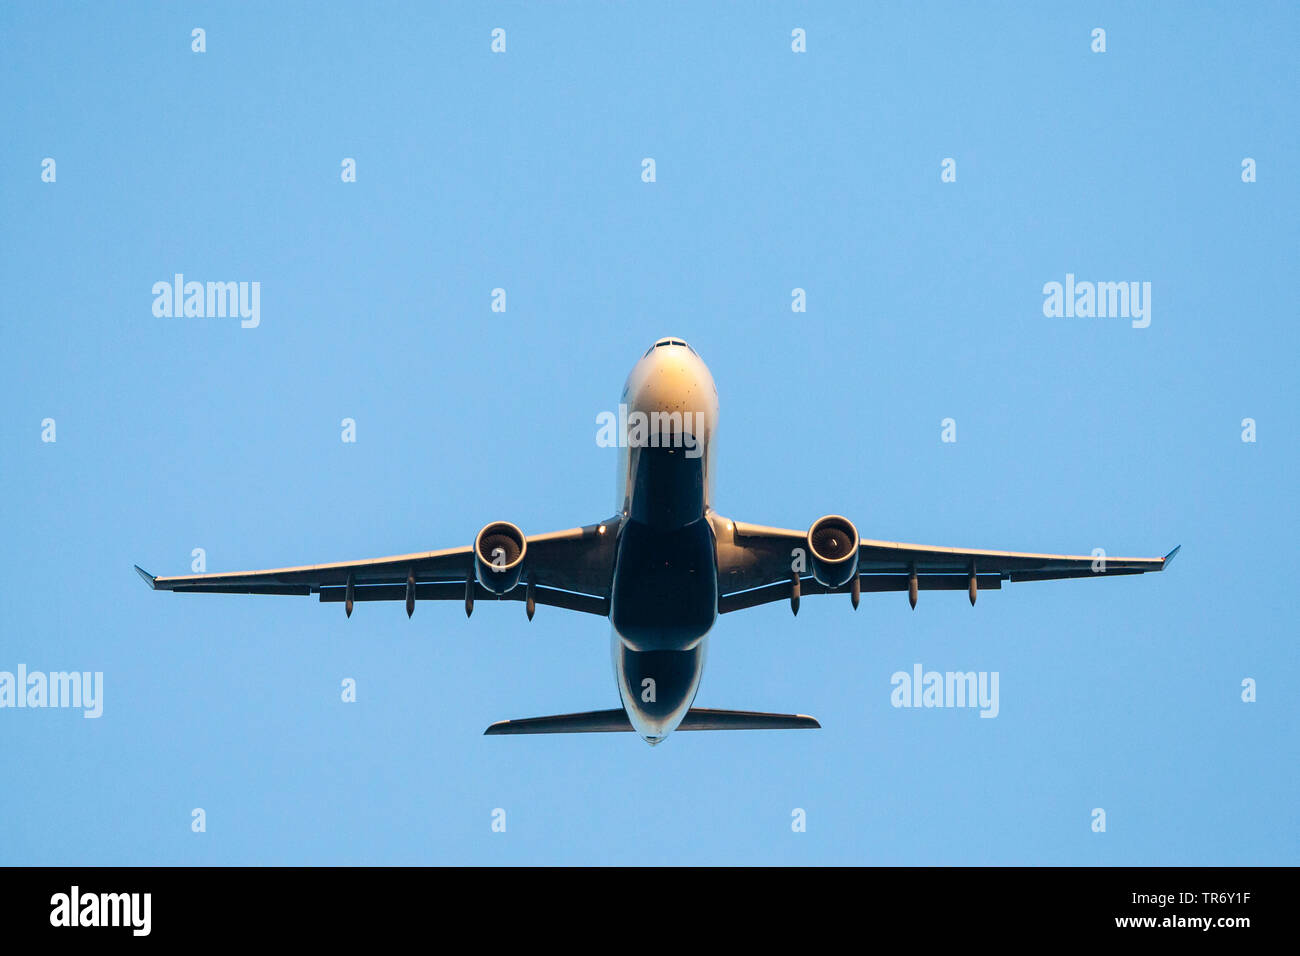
left=2, top=1, right=1295, bottom=865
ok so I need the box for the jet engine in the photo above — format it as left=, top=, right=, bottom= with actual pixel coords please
left=807, top=515, right=859, bottom=588
left=474, top=521, right=527, bottom=594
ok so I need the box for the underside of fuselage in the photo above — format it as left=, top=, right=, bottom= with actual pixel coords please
left=610, top=340, right=720, bottom=743
left=611, top=515, right=717, bottom=743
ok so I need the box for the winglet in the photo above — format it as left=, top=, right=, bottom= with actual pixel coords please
left=133, top=565, right=157, bottom=590
left=1162, top=545, right=1181, bottom=568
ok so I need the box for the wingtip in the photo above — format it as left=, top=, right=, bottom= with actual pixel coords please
left=1163, top=545, right=1182, bottom=568
left=133, top=565, right=157, bottom=590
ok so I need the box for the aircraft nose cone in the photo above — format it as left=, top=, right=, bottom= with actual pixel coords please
left=630, top=348, right=713, bottom=418
left=632, top=366, right=697, bottom=414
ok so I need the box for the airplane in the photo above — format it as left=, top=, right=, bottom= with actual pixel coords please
left=135, top=336, right=1179, bottom=745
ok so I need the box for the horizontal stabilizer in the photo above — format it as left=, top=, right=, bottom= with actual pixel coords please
left=484, top=707, right=820, bottom=735
left=484, top=708, right=632, bottom=735
left=679, top=708, right=820, bottom=731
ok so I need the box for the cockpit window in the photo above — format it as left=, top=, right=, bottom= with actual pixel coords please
left=650, top=337, right=695, bottom=354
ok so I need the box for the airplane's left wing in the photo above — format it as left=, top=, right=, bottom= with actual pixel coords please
left=714, top=517, right=1177, bottom=613
left=135, top=519, right=621, bottom=617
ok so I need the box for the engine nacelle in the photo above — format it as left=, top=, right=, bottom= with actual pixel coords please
left=474, top=521, right=527, bottom=594
left=807, top=515, right=859, bottom=588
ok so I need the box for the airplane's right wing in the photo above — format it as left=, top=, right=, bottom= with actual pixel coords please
left=135, top=519, right=622, bottom=617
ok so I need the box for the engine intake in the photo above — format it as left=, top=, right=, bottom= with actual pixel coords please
left=807, top=515, right=859, bottom=588
left=474, top=521, right=527, bottom=594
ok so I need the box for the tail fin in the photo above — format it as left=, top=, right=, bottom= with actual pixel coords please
left=484, top=707, right=820, bottom=735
